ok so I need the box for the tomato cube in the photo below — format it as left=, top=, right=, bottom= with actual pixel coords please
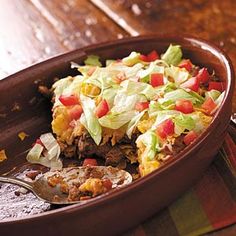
left=156, top=119, right=175, bottom=139
left=59, top=94, right=79, bottom=106
left=102, top=179, right=113, bottom=190
left=95, top=99, right=109, bottom=118
left=196, top=68, right=210, bottom=83
left=201, top=97, right=217, bottom=114
left=178, top=59, right=193, bottom=72
left=68, top=104, right=83, bottom=120
left=175, top=99, right=193, bottom=114
left=208, top=81, right=224, bottom=92
left=83, top=158, right=98, bottom=166
left=184, top=131, right=198, bottom=145
left=135, top=102, right=149, bottom=111
left=147, top=50, right=159, bottom=61
left=180, top=77, right=199, bottom=92
left=150, top=73, right=164, bottom=87
left=139, top=54, right=149, bottom=62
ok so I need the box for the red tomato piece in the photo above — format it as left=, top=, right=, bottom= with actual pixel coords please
left=147, top=50, right=159, bottom=61
left=156, top=119, right=175, bottom=139
left=139, top=54, right=149, bottom=62
left=32, top=138, right=44, bottom=147
left=178, top=59, right=193, bottom=72
left=68, top=104, right=83, bottom=120
left=102, top=179, right=113, bottom=190
left=150, top=73, right=164, bottom=87
left=135, top=102, right=149, bottom=111
left=95, top=99, right=109, bottom=118
left=59, top=94, right=79, bottom=106
left=180, top=77, right=199, bottom=92
left=184, top=131, right=198, bottom=145
left=82, top=158, right=98, bottom=166
left=175, top=99, right=193, bottom=114
left=196, top=68, right=210, bottom=83
left=201, top=97, right=217, bottom=114
left=208, top=81, right=224, bottom=92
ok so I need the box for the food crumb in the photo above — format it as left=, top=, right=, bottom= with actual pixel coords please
left=18, top=132, right=29, bottom=141
left=0, top=150, right=7, bottom=162
left=11, top=102, right=21, bottom=112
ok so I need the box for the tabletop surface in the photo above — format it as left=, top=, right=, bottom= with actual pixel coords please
left=0, top=1, right=235, bottom=235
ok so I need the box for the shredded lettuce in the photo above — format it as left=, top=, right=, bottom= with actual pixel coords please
left=126, top=110, right=146, bottom=138
left=99, top=110, right=138, bottom=129
left=79, top=95, right=102, bottom=145
left=120, top=80, right=156, bottom=100
left=161, top=44, right=183, bottom=66
left=165, top=65, right=189, bottom=84
left=205, top=89, right=221, bottom=101
left=158, top=89, right=203, bottom=105
left=122, top=51, right=141, bottom=66
left=84, top=55, right=102, bottom=67
left=136, top=130, right=160, bottom=160
left=26, top=133, right=62, bottom=170
left=174, top=114, right=195, bottom=135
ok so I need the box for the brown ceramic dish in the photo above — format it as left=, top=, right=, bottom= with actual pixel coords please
left=0, top=35, right=234, bottom=236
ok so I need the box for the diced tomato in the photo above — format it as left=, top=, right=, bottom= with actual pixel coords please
left=135, top=101, right=149, bottom=111
left=178, top=59, right=193, bottom=72
left=102, top=179, right=113, bottom=190
left=82, top=158, right=98, bottom=166
left=139, top=50, right=159, bottom=62
left=196, top=68, right=210, bottom=83
left=201, top=97, right=217, bottom=114
left=32, top=138, right=44, bottom=147
left=95, top=99, right=109, bottom=118
left=175, top=99, right=193, bottom=114
left=180, top=77, right=199, bottom=92
left=68, top=104, right=83, bottom=120
left=156, top=119, right=175, bottom=139
left=150, top=73, right=164, bottom=87
left=208, top=81, right=224, bottom=92
left=147, top=50, right=159, bottom=61
left=139, top=54, right=149, bottom=62
left=59, top=94, right=79, bottom=106
left=184, top=131, right=198, bottom=145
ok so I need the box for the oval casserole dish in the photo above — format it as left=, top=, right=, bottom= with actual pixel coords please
left=0, top=35, right=234, bottom=236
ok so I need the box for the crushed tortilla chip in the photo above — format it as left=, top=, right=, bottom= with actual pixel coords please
left=18, top=132, right=29, bottom=141
left=0, top=150, right=7, bottom=162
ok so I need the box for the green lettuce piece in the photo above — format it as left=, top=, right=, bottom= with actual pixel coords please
left=122, top=51, right=141, bottom=66
left=205, top=89, right=221, bottom=101
left=165, top=65, right=189, bottom=84
left=136, top=130, right=160, bottom=160
left=112, top=92, right=146, bottom=114
left=158, top=89, right=203, bottom=105
left=84, top=55, right=102, bottom=67
left=102, top=87, right=118, bottom=106
left=120, top=80, right=156, bottom=100
left=106, top=59, right=115, bottom=66
left=174, top=114, right=195, bottom=135
left=79, top=95, right=102, bottom=145
left=161, top=44, right=183, bottom=66
left=99, top=110, right=138, bottom=129
left=126, top=110, right=146, bottom=138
